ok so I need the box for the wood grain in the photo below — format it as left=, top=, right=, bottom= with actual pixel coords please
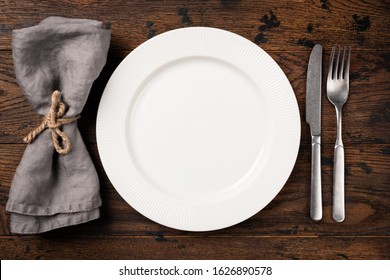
left=0, top=0, right=389, bottom=260
left=0, top=236, right=388, bottom=260
left=0, top=50, right=389, bottom=145
left=0, top=0, right=389, bottom=51
left=1, top=144, right=389, bottom=236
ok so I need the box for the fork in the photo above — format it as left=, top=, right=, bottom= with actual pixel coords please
left=327, top=46, right=351, bottom=223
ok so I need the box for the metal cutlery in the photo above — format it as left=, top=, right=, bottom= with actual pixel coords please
left=306, top=44, right=323, bottom=221
left=327, top=46, right=351, bottom=222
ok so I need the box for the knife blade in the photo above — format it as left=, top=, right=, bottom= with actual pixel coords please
left=306, top=44, right=323, bottom=221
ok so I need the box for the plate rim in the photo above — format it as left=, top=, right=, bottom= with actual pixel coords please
left=96, top=27, right=301, bottom=231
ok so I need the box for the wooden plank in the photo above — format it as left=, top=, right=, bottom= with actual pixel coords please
left=0, top=0, right=389, bottom=51
left=1, top=143, right=389, bottom=236
left=1, top=50, right=389, bottom=145
left=0, top=235, right=388, bottom=259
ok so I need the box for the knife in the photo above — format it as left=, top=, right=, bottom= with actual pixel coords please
left=306, top=44, right=323, bottom=221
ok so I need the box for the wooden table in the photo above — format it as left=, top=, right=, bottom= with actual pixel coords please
left=0, top=0, right=389, bottom=260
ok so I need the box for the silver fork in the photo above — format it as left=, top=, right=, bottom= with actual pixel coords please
left=327, top=46, right=351, bottom=222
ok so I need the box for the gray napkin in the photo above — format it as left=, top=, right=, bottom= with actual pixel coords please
left=6, top=17, right=111, bottom=234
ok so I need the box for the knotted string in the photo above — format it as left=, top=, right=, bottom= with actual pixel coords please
left=23, top=90, right=80, bottom=155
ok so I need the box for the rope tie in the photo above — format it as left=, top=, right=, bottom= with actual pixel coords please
left=23, top=90, right=80, bottom=155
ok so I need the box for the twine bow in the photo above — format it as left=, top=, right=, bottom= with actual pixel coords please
left=23, top=90, right=80, bottom=155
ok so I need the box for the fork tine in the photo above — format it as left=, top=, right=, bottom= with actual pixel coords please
left=335, top=46, right=341, bottom=79
left=340, top=47, right=346, bottom=79
left=344, top=46, right=351, bottom=81
left=328, top=46, right=335, bottom=80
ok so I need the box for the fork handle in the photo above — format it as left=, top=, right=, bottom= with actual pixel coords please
left=333, top=144, right=345, bottom=222
left=333, top=107, right=345, bottom=222
left=310, top=135, right=322, bottom=221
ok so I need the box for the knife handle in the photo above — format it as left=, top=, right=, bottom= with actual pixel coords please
left=310, top=135, right=322, bottom=221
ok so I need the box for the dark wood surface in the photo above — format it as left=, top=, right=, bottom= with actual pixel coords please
left=0, top=0, right=389, bottom=259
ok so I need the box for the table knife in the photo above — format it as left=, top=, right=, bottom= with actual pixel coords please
left=306, top=44, right=323, bottom=221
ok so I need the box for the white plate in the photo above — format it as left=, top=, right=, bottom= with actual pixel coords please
left=97, top=27, right=300, bottom=231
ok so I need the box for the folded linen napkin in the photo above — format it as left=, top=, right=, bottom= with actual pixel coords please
left=6, top=17, right=111, bottom=234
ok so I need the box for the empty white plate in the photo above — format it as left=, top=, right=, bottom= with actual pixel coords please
left=97, top=27, right=300, bottom=231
